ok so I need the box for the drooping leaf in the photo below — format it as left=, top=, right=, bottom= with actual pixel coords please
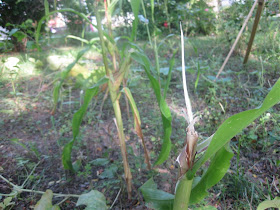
left=122, top=87, right=141, bottom=130
left=140, top=178, right=174, bottom=210
left=76, top=190, right=107, bottom=210
left=122, top=87, right=151, bottom=169
left=257, top=197, right=280, bottom=210
left=62, top=77, right=108, bottom=171
left=190, top=78, right=280, bottom=177
left=131, top=52, right=172, bottom=165
left=189, top=144, right=234, bottom=204
left=34, top=190, right=60, bottom=210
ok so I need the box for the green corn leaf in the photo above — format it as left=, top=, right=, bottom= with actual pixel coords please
left=130, top=0, right=141, bottom=41
left=34, top=190, right=60, bottom=210
left=189, top=144, right=234, bottom=204
left=131, top=52, right=172, bottom=165
left=190, top=78, right=280, bottom=177
left=62, top=77, right=108, bottom=171
left=140, top=178, right=174, bottom=210
left=52, top=47, right=91, bottom=114
left=257, top=197, right=280, bottom=210
left=76, top=190, right=107, bottom=210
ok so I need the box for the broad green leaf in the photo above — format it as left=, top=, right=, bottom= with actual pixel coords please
left=76, top=190, right=107, bottom=210
left=89, top=158, right=110, bottom=166
left=62, top=77, right=108, bottom=171
left=51, top=47, right=91, bottom=114
left=99, top=164, right=118, bottom=179
left=189, top=144, right=234, bottom=204
left=130, top=0, right=141, bottom=41
left=140, top=178, right=174, bottom=210
left=257, top=197, right=280, bottom=210
left=156, top=98, right=172, bottom=166
left=9, top=28, right=19, bottom=36
left=190, top=78, right=280, bottom=177
left=131, top=52, right=172, bottom=165
left=12, top=31, right=26, bottom=42
left=34, top=190, right=60, bottom=210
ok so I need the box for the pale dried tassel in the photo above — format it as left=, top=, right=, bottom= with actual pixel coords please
left=176, top=117, right=199, bottom=178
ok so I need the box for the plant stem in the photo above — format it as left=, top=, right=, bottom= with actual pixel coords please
left=95, top=3, right=132, bottom=198
left=112, top=100, right=132, bottom=199
left=173, top=176, right=193, bottom=210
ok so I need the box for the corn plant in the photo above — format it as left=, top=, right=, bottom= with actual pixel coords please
left=138, top=25, right=280, bottom=209
left=35, top=0, right=176, bottom=199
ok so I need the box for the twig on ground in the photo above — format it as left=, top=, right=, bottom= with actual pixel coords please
left=110, top=188, right=122, bottom=209
left=0, top=174, right=80, bottom=198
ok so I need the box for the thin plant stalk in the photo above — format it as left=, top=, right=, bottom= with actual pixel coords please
left=95, top=4, right=132, bottom=199
left=141, top=0, right=161, bottom=86
left=141, top=0, right=152, bottom=46
left=173, top=22, right=198, bottom=210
